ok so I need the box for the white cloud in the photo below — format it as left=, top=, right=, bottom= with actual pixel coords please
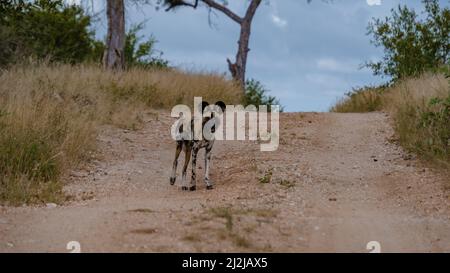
left=271, top=15, right=288, bottom=28
left=316, top=57, right=361, bottom=73
left=270, top=1, right=288, bottom=29
left=65, top=0, right=81, bottom=5
left=317, top=58, right=340, bottom=71
left=367, top=0, right=382, bottom=6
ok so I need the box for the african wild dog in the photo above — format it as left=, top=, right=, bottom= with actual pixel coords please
left=170, top=101, right=226, bottom=191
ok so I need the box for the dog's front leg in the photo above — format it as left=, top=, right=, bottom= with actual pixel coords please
left=204, top=146, right=214, bottom=190
left=170, top=141, right=183, bottom=185
left=189, top=145, right=200, bottom=191
left=181, top=143, right=192, bottom=191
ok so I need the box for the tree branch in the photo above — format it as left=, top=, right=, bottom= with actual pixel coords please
left=243, top=0, right=261, bottom=21
left=165, top=0, right=199, bottom=12
left=201, top=0, right=243, bottom=24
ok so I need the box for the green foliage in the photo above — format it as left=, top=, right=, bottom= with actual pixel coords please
left=124, top=23, right=169, bottom=69
left=244, top=79, right=283, bottom=111
left=86, top=40, right=106, bottom=64
left=258, top=168, right=273, bottom=184
left=417, top=94, right=450, bottom=159
left=366, top=0, right=449, bottom=81
left=0, top=0, right=96, bottom=66
left=434, top=64, right=450, bottom=78
left=87, top=22, right=169, bottom=69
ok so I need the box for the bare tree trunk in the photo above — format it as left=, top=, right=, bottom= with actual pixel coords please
left=226, top=0, right=261, bottom=91
left=103, top=0, right=125, bottom=70
left=166, top=0, right=262, bottom=92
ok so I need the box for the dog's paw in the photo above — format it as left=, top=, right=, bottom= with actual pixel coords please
left=181, top=186, right=189, bottom=191
left=189, top=185, right=197, bottom=191
left=169, top=177, right=176, bottom=185
left=206, top=185, right=214, bottom=190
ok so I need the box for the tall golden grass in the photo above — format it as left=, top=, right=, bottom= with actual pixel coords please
left=330, top=86, right=384, bottom=113
left=0, top=63, right=242, bottom=205
left=383, top=74, right=449, bottom=166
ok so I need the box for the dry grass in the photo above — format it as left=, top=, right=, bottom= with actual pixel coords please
left=0, top=63, right=242, bottom=205
left=331, top=86, right=384, bottom=113
left=383, top=74, right=449, bottom=166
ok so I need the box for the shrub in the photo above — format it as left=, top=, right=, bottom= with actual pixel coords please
left=365, top=0, right=449, bottom=81
left=0, top=0, right=95, bottom=66
left=244, top=79, right=283, bottom=111
left=124, top=23, right=169, bottom=69
left=419, top=96, right=450, bottom=158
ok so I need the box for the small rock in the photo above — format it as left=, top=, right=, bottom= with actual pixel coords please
left=70, top=171, right=87, bottom=178
left=6, top=242, right=14, bottom=248
left=46, top=203, right=57, bottom=209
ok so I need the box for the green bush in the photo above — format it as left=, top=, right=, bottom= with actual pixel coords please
left=416, top=95, right=450, bottom=160
left=244, top=79, right=282, bottom=111
left=0, top=0, right=95, bottom=66
left=87, top=22, right=170, bottom=69
left=124, top=23, right=169, bottom=69
left=366, top=0, right=449, bottom=81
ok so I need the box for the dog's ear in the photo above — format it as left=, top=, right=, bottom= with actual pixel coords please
left=201, top=101, right=210, bottom=112
left=215, top=101, right=226, bottom=113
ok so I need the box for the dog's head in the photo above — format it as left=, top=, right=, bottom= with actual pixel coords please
left=201, top=101, right=226, bottom=136
left=214, top=101, right=226, bottom=114
left=201, top=101, right=226, bottom=116
left=201, top=101, right=227, bottom=117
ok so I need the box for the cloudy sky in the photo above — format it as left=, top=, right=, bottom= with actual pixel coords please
left=89, top=0, right=447, bottom=112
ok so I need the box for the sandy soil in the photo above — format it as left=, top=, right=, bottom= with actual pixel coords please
left=0, top=112, right=449, bottom=253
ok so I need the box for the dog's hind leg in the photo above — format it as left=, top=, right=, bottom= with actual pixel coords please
left=181, top=142, right=192, bottom=191
left=189, top=145, right=200, bottom=191
left=170, top=141, right=183, bottom=185
left=204, top=146, right=214, bottom=190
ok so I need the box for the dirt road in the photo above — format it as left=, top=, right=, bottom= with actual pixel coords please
left=1, top=112, right=449, bottom=252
